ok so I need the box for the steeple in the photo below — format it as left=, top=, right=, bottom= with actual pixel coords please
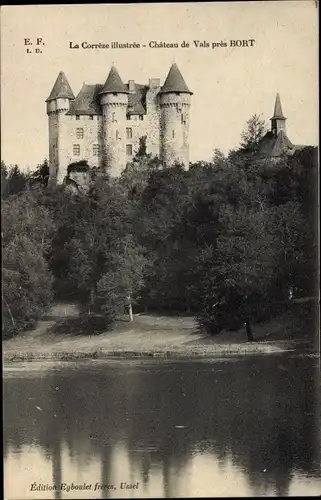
left=46, top=71, right=75, bottom=102
left=271, top=93, right=286, bottom=119
left=271, top=93, right=286, bottom=136
left=99, top=65, right=129, bottom=95
left=160, top=63, right=193, bottom=94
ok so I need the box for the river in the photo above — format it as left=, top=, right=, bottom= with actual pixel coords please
left=3, top=353, right=320, bottom=498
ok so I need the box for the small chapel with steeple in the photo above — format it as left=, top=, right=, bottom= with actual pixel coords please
left=257, top=93, right=298, bottom=159
left=46, top=63, right=192, bottom=185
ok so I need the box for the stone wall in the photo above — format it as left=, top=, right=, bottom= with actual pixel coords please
left=58, top=115, right=103, bottom=182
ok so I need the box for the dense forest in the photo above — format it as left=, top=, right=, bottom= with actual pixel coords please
left=2, top=117, right=318, bottom=340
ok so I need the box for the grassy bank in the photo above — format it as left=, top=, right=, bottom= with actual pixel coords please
left=4, top=342, right=296, bottom=362
left=3, top=302, right=316, bottom=363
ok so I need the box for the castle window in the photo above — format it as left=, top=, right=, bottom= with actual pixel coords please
left=76, top=128, right=84, bottom=139
left=73, top=144, right=80, bottom=156
left=113, top=92, right=118, bottom=96
left=126, top=128, right=132, bottom=139
left=89, top=115, right=94, bottom=120
left=76, top=115, right=80, bottom=120
left=139, top=115, right=144, bottom=121
left=116, top=130, right=120, bottom=140
left=172, top=130, right=175, bottom=138
left=181, top=114, right=186, bottom=125
left=112, top=112, right=117, bottom=123
left=126, top=144, right=133, bottom=156
left=93, top=144, right=100, bottom=156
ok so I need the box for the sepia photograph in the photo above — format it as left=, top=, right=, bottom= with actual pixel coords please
left=1, top=1, right=320, bottom=498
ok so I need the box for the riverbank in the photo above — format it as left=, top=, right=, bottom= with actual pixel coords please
left=3, top=302, right=316, bottom=364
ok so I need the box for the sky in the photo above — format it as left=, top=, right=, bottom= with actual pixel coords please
left=1, top=1, right=318, bottom=171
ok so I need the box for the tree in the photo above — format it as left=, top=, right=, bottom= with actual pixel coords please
left=134, top=164, right=193, bottom=310
left=2, top=191, right=54, bottom=338
left=96, top=234, right=148, bottom=321
left=120, top=153, right=161, bottom=202
left=1, top=164, right=29, bottom=199
left=194, top=200, right=278, bottom=336
left=3, top=236, right=53, bottom=338
left=136, top=135, right=147, bottom=157
left=268, top=201, right=314, bottom=299
left=240, top=114, right=267, bottom=152
left=191, top=139, right=318, bottom=338
left=29, top=159, right=50, bottom=187
left=47, top=176, right=147, bottom=324
left=212, top=148, right=227, bottom=168
left=2, top=190, right=54, bottom=251
left=1, top=161, right=9, bottom=199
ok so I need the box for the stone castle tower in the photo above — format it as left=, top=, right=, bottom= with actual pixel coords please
left=46, top=63, right=192, bottom=184
left=159, top=64, right=192, bottom=168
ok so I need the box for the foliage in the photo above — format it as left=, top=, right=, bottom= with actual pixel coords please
left=136, top=135, right=147, bottom=157
left=41, top=176, right=148, bottom=324
left=2, top=191, right=53, bottom=338
left=195, top=204, right=278, bottom=333
left=240, top=113, right=267, bottom=152
left=1, top=162, right=29, bottom=199
left=193, top=147, right=318, bottom=334
left=2, top=115, right=317, bottom=340
left=29, top=159, right=50, bottom=187
left=120, top=153, right=161, bottom=201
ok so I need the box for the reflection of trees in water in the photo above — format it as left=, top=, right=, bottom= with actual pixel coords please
left=140, top=450, right=152, bottom=487
left=3, top=356, right=320, bottom=497
left=52, top=438, right=62, bottom=499
left=100, top=454, right=113, bottom=499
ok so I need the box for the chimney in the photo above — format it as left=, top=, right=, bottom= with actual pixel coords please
left=149, top=78, right=160, bottom=89
left=128, top=80, right=135, bottom=93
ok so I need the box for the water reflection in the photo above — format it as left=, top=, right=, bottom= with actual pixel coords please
left=4, top=355, right=321, bottom=498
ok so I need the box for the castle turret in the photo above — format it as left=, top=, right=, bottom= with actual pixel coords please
left=46, top=71, right=75, bottom=184
left=271, top=93, right=286, bottom=137
left=159, top=63, right=192, bottom=168
left=99, top=66, right=129, bottom=176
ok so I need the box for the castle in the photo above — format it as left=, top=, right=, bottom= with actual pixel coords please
left=47, top=63, right=300, bottom=187
left=46, top=63, right=193, bottom=184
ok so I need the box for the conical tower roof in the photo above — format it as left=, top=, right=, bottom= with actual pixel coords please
left=271, top=93, right=286, bottom=120
left=99, top=65, right=129, bottom=94
left=46, top=71, right=75, bottom=102
left=160, top=63, right=192, bottom=94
